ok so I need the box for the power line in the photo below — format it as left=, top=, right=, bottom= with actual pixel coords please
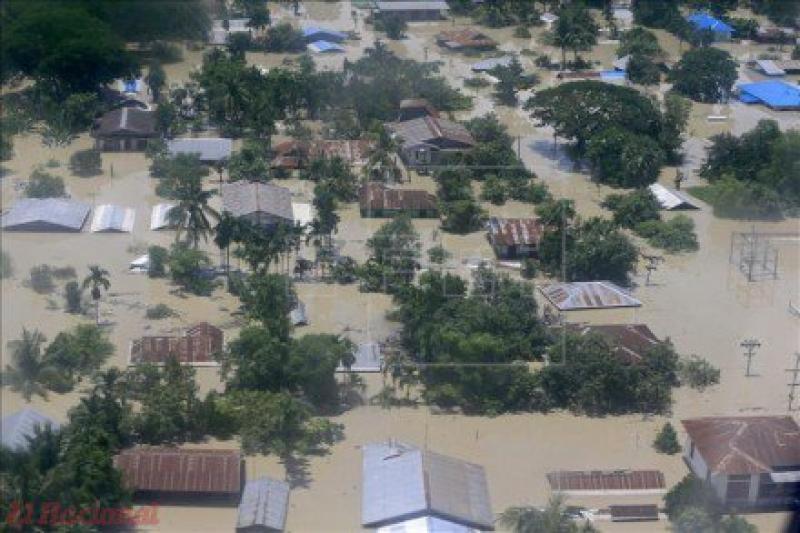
left=786, top=352, right=800, bottom=412
left=740, top=338, right=761, bottom=377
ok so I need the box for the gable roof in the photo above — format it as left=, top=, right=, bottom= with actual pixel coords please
left=377, top=516, right=477, bottom=532
left=90, top=204, right=136, bottom=233
left=1, top=409, right=60, bottom=450
left=222, top=181, right=294, bottom=221
left=168, top=138, right=233, bottom=162
left=564, top=324, right=662, bottom=365
left=360, top=183, right=438, bottom=213
left=236, top=477, right=290, bottom=532
left=738, top=80, right=800, bottom=109
left=129, top=322, right=224, bottom=365
left=2, top=198, right=90, bottom=232
left=114, top=448, right=242, bottom=495
left=437, top=28, right=497, bottom=49
left=487, top=217, right=543, bottom=248
left=93, top=108, right=157, bottom=137
left=362, top=441, right=494, bottom=530
left=390, top=116, right=475, bottom=148
left=687, top=12, right=733, bottom=33
left=682, top=416, right=800, bottom=475
left=539, top=281, right=642, bottom=311
left=399, top=99, right=440, bottom=118
left=648, top=184, right=698, bottom=210
left=150, top=203, right=176, bottom=230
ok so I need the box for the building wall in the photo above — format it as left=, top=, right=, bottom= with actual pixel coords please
left=682, top=436, right=710, bottom=480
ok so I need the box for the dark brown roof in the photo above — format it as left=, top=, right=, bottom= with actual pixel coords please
left=272, top=139, right=374, bottom=169
left=437, top=28, right=497, bottom=49
left=681, top=416, right=800, bottom=475
left=115, top=448, right=242, bottom=495
left=547, top=470, right=665, bottom=492
left=609, top=504, right=659, bottom=522
left=130, top=322, right=223, bottom=365
left=359, top=183, right=438, bottom=213
left=93, top=108, right=157, bottom=137
left=399, top=98, right=440, bottom=118
left=488, top=217, right=544, bottom=248
left=565, top=323, right=662, bottom=365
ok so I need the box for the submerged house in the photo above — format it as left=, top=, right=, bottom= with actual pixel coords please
left=361, top=441, right=494, bottom=531
left=681, top=416, right=800, bottom=508
left=337, top=341, right=384, bottom=373
left=90, top=204, right=136, bottom=233
left=539, top=281, right=642, bottom=312
left=209, top=18, right=252, bottom=46
left=222, top=181, right=294, bottom=228
left=1, top=409, right=60, bottom=451
left=436, top=28, right=497, bottom=51
left=737, top=80, right=800, bottom=111
left=687, top=12, right=734, bottom=41
left=487, top=217, right=543, bottom=260
left=92, top=108, right=157, bottom=152
left=547, top=470, right=666, bottom=495
left=1, top=199, right=90, bottom=232
left=302, top=26, right=347, bottom=43
left=359, top=183, right=438, bottom=218
left=648, top=184, right=698, bottom=210
left=150, top=203, right=177, bottom=230
left=562, top=323, right=663, bottom=365
left=167, top=138, right=233, bottom=164
left=271, top=139, right=374, bottom=170
left=114, top=448, right=243, bottom=502
left=397, top=98, right=440, bottom=122
left=388, top=114, right=475, bottom=169
left=236, top=477, right=290, bottom=532
left=129, top=322, right=223, bottom=366
left=372, top=1, right=449, bottom=22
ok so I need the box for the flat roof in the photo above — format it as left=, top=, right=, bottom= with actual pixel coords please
left=375, top=1, right=449, bottom=11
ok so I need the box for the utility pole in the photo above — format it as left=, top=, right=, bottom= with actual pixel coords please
left=642, top=254, right=663, bottom=286
left=786, top=352, right=800, bottom=412
left=740, top=338, right=761, bottom=377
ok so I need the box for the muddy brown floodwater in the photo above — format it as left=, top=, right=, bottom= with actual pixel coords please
left=2, top=1, right=798, bottom=532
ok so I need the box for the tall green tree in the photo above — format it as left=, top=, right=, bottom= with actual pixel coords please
left=145, top=60, right=166, bottom=103
left=3, top=329, right=58, bottom=400
left=168, top=181, right=219, bottom=248
left=552, top=4, right=598, bottom=65
left=669, top=48, right=737, bottom=103
left=82, top=265, right=110, bottom=324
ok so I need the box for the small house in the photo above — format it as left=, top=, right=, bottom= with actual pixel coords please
left=210, top=18, right=252, bottom=46
left=92, top=108, right=157, bottom=151
left=373, top=1, right=449, bottom=22
left=547, top=470, right=666, bottom=495
left=90, top=204, right=136, bottom=233
left=221, top=181, right=294, bottom=228
left=648, top=183, right=698, bottom=210
left=398, top=98, right=440, bottom=121
left=302, top=26, right=347, bottom=43
left=436, top=28, right=497, bottom=51
left=681, top=416, right=800, bottom=508
left=487, top=217, right=543, bottom=260
left=150, top=203, right=176, bottom=230
left=753, top=59, right=787, bottom=77
left=388, top=115, right=475, bottom=169
left=539, top=281, right=642, bottom=312
left=471, top=55, right=515, bottom=73
left=362, top=441, right=494, bottom=530
left=540, top=12, right=558, bottom=30
left=687, top=12, right=733, bottom=41
left=1, top=199, right=90, bottom=232
left=337, top=341, right=383, bottom=373
left=236, top=477, right=290, bottom=532
left=1, top=409, right=60, bottom=451
left=737, top=80, right=800, bottom=110
left=167, top=138, right=233, bottom=164
left=114, top=448, right=243, bottom=502
left=307, top=40, right=345, bottom=54
left=129, top=322, right=223, bottom=366
left=562, top=323, right=663, bottom=365
left=290, top=301, right=308, bottom=326
left=359, top=183, right=438, bottom=218
left=272, top=139, right=374, bottom=170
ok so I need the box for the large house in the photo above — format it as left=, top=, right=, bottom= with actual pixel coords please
left=359, top=183, right=438, bottom=218
left=221, top=181, right=295, bottom=228
left=387, top=105, right=475, bottom=169
left=681, top=416, right=800, bottom=508
left=92, top=108, right=158, bottom=151
left=487, top=217, right=543, bottom=259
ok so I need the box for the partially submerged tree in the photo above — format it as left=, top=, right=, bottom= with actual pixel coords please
left=669, top=48, right=737, bottom=103
left=82, top=265, right=110, bottom=324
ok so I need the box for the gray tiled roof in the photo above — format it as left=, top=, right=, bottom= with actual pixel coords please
left=390, top=117, right=475, bottom=148
left=2, top=198, right=90, bottom=232
left=221, top=181, right=293, bottom=221
left=362, top=442, right=494, bottom=530
left=236, top=477, right=290, bottom=532
left=168, top=138, right=233, bottom=162
left=1, top=409, right=60, bottom=450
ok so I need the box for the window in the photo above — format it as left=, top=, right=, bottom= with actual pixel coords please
left=726, top=475, right=751, bottom=500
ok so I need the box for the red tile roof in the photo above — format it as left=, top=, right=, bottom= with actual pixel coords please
left=682, top=416, right=800, bottom=475
left=547, top=470, right=665, bottom=492
left=115, top=448, right=242, bottom=495
left=130, top=322, right=223, bottom=365
left=359, top=183, right=438, bottom=213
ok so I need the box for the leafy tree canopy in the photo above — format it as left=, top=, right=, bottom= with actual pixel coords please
left=669, top=47, right=738, bottom=103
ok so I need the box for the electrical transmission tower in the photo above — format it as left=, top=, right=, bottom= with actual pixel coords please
left=740, top=338, right=761, bottom=377
left=787, top=352, right=800, bottom=412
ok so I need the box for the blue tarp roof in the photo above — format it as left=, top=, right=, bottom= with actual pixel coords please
left=302, top=26, right=346, bottom=42
left=307, top=40, right=345, bottom=53
left=738, top=80, right=800, bottom=109
left=687, top=12, right=734, bottom=33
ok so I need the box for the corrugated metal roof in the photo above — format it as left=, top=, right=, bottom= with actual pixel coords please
left=390, top=116, right=475, bottom=148
left=362, top=442, right=493, bottom=530
left=2, top=198, right=90, bottom=232
left=682, top=416, right=800, bottom=475
left=222, top=181, right=294, bottom=221
left=613, top=55, right=630, bottom=71
left=338, top=341, right=383, bottom=372
left=292, top=202, right=314, bottom=227
left=150, top=203, right=176, bottom=230
left=90, top=204, right=135, bottom=233
left=1, top=409, right=60, bottom=450
left=307, top=40, right=345, bottom=53
left=738, top=80, right=800, bottom=109
left=471, top=56, right=514, bottom=72
left=168, top=138, right=233, bottom=162
left=487, top=217, right=543, bottom=248
left=375, top=1, right=449, bottom=11
left=115, top=448, right=242, bottom=495
left=547, top=470, right=666, bottom=493
left=360, top=183, right=438, bottom=214
left=687, top=12, right=733, bottom=33
left=212, top=18, right=251, bottom=32
left=648, top=184, right=698, bottom=210
left=129, top=322, right=223, bottom=365
left=609, top=505, right=659, bottom=522
left=437, top=29, right=497, bottom=49
left=377, top=516, right=476, bottom=533
left=236, top=477, right=290, bottom=532
left=755, top=59, right=786, bottom=76
left=539, top=282, right=642, bottom=311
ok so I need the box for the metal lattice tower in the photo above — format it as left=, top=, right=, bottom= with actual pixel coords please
left=729, top=228, right=779, bottom=282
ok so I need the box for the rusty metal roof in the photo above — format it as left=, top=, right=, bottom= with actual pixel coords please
left=115, top=448, right=242, bottom=495
left=488, top=217, right=543, bottom=248
left=272, top=139, right=374, bottom=169
left=130, top=322, right=223, bottom=365
left=360, top=183, right=438, bottom=213
left=539, top=282, right=642, bottom=311
left=547, top=470, right=665, bottom=493
left=681, top=416, right=800, bottom=475
left=565, top=324, right=662, bottom=364
left=437, top=28, right=497, bottom=49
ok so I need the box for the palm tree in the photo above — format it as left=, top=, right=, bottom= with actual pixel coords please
left=214, top=212, right=240, bottom=273
left=365, top=125, right=400, bottom=183
left=498, top=496, right=594, bottom=533
left=83, top=266, right=111, bottom=325
left=169, top=181, right=220, bottom=248
left=3, top=328, right=58, bottom=400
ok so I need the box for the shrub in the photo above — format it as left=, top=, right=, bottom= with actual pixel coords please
left=635, top=216, right=699, bottom=253
left=653, top=422, right=681, bottom=454
left=513, top=26, right=532, bottom=38
left=29, top=265, right=56, bottom=294
left=513, top=180, right=552, bottom=204
left=331, top=256, right=359, bottom=284
left=150, top=41, right=183, bottom=63
left=664, top=474, right=723, bottom=521
left=481, top=175, right=508, bottom=205
left=148, top=245, right=169, bottom=278
left=64, top=281, right=83, bottom=313
left=679, top=356, right=720, bottom=391
left=68, top=149, right=102, bottom=177
left=25, top=169, right=66, bottom=198
left=427, top=246, right=450, bottom=266
left=145, top=303, right=177, bottom=320
left=0, top=251, right=12, bottom=279
left=45, top=158, right=60, bottom=168
left=521, top=258, right=537, bottom=279
left=376, top=14, right=407, bottom=39
left=602, top=189, right=661, bottom=229
left=464, top=77, right=491, bottom=88
left=261, top=23, right=305, bottom=52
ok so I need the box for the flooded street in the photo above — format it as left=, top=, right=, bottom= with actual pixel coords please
left=2, top=1, right=798, bottom=532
